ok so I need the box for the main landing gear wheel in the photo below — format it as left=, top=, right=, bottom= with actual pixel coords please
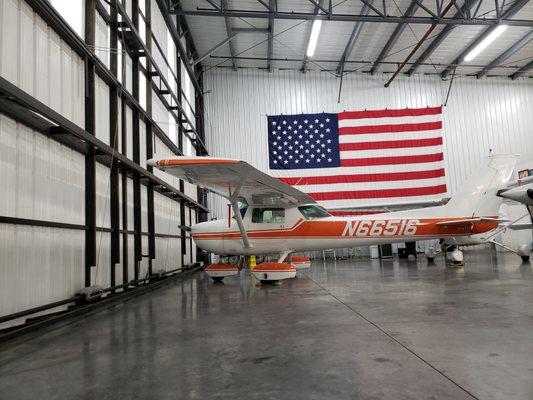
left=251, top=262, right=296, bottom=284
left=521, top=255, right=530, bottom=263
left=205, top=263, right=239, bottom=282
left=290, top=256, right=311, bottom=270
left=426, top=257, right=435, bottom=263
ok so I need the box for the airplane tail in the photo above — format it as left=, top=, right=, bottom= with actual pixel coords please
left=442, top=154, right=519, bottom=217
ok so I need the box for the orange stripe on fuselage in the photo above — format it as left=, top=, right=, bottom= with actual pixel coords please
left=192, top=217, right=498, bottom=240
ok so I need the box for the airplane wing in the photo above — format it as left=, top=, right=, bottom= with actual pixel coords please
left=147, top=156, right=316, bottom=206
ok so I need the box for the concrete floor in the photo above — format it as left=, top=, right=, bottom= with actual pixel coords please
left=0, top=250, right=532, bottom=400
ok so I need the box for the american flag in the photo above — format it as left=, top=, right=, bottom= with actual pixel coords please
left=267, top=106, right=447, bottom=209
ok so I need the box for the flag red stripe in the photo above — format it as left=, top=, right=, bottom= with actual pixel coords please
left=341, top=153, right=443, bottom=167
left=309, top=184, right=448, bottom=201
left=338, top=106, right=442, bottom=120
left=277, top=168, right=445, bottom=186
left=339, top=137, right=442, bottom=151
left=339, top=121, right=442, bottom=135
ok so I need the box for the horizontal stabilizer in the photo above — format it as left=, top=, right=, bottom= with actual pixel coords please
left=436, top=217, right=506, bottom=227
left=504, top=223, right=533, bottom=231
left=498, top=183, right=533, bottom=206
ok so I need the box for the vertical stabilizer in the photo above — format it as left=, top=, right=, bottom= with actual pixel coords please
left=443, top=154, right=519, bottom=217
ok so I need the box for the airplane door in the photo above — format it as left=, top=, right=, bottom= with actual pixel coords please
left=248, top=207, right=287, bottom=252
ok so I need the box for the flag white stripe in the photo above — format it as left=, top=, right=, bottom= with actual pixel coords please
left=338, top=114, right=442, bottom=128
left=338, top=130, right=442, bottom=144
left=340, top=146, right=443, bottom=159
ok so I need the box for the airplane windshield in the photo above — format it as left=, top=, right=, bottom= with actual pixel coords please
left=298, top=205, right=331, bottom=220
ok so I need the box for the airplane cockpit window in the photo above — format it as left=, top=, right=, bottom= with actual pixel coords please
left=298, top=205, right=331, bottom=220
left=252, top=208, right=285, bottom=224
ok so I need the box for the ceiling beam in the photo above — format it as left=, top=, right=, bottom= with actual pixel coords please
left=301, top=0, right=324, bottom=73
left=510, top=59, right=533, bottom=79
left=256, top=0, right=270, bottom=9
left=267, top=0, right=275, bottom=72
left=476, top=30, right=533, bottom=78
left=336, top=1, right=373, bottom=76
left=208, top=54, right=525, bottom=70
left=307, top=0, right=329, bottom=15
left=191, top=33, right=237, bottom=66
left=441, top=0, right=530, bottom=78
left=221, top=0, right=237, bottom=71
left=405, top=0, right=477, bottom=76
left=370, top=0, right=420, bottom=75
left=169, top=7, right=533, bottom=27
left=232, top=27, right=270, bottom=33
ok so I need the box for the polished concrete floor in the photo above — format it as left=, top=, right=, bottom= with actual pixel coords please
left=1, top=250, right=532, bottom=400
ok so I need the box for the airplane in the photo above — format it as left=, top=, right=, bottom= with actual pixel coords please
left=148, top=154, right=529, bottom=283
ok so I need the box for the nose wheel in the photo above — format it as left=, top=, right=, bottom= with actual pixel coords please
left=449, top=249, right=465, bottom=267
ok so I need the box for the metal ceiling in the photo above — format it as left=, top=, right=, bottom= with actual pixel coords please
left=173, top=0, right=533, bottom=79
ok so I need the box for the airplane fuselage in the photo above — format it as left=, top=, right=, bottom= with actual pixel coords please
left=192, top=204, right=498, bottom=256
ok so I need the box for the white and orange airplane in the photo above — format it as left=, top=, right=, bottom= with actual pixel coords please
left=148, top=154, right=529, bottom=282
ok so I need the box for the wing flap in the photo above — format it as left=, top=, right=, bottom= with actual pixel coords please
left=148, top=156, right=316, bottom=205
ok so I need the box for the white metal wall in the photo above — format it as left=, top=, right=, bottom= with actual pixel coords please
left=204, top=68, right=533, bottom=219
left=0, top=0, right=85, bottom=127
left=0, top=114, right=85, bottom=316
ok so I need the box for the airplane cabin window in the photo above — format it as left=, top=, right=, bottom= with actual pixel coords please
left=252, top=208, right=285, bottom=224
left=298, top=205, right=331, bottom=220
left=238, top=202, right=248, bottom=218
left=231, top=201, right=248, bottom=219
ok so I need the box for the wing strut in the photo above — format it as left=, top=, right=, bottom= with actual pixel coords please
left=229, top=178, right=252, bottom=249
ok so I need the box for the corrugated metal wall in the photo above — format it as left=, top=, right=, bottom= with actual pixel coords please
left=204, top=68, right=533, bottom=218
left=0, top=0, right=85, bottom=127
left=0, top=0, right=202, bottom=320
left=0, top=114, right=85, bottom=316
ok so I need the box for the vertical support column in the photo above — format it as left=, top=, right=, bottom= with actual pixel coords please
left=131, top=0, right=142, bottom=283
left=109, top=0, right=120, bottom=290
left=145, top=0, right=155, bottom=276
left=121, top=95, right=129, bottom=285
left=119, top=0, right=131, bottom=290
left=194, top=64, right=207, bottom=263
left=188, top=207, right=193, bottom=264
left=176, top=31, right=186, bottom=268
left=84, top=0, right=97, bottom=287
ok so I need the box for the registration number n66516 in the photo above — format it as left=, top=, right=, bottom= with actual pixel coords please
left=341, top=219, right=419, bottom=237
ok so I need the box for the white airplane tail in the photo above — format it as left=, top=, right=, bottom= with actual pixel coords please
left=442, top=154, right=519, bottom=217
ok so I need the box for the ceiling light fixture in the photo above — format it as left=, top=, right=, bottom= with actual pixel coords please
left=464, top=25, right=508, bottom=62
left=306, top=20, right=322, bottom=58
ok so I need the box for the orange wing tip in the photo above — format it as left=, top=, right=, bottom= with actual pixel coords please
left=156, top=158, right=238, bottom=167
